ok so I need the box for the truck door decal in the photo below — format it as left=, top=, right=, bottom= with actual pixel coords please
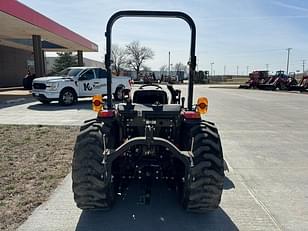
left=83, top=83, right=92, bottom=91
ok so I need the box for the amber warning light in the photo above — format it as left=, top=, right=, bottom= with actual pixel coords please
left=92, top=95, right=103, bottom=112
left=196, top=97, right=208, bottom=114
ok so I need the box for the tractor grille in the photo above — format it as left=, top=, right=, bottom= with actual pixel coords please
left=33, top=83, right=46, bottom=90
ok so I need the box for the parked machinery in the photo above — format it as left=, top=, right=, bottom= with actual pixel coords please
left=288, top=76, right=308, bottom=92
left=258, top=70, right=298, bottom=90
left=194, top=70, right=209, bottom=84
left=239, top=70, right=269, bottom=89
left=72, top=10, right=225, bottom=213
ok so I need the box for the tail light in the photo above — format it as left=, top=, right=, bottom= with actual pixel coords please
left=182, top=111, right=201, bottom=119
left=98, top=110, right=114, bottom=118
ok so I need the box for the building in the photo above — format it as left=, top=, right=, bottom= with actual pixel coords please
left=0, top=0, right=98, bottom=87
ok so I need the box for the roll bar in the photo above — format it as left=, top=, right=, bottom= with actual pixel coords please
left=105, top=10, right=196, bottom=110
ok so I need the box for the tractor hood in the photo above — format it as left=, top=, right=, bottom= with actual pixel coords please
left=33, top=76, right=74, bottom=83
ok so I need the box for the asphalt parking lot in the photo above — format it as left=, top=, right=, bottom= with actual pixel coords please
left=2, top=85, right=307, bottom=230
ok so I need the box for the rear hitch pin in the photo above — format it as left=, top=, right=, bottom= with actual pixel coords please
left=102, top=134, right=108, bottom=164
left=103, top=134, right=107, bottom=151
left=189, top=153, right=194, bottom=167
left=190, top=137, right=194, bottom=151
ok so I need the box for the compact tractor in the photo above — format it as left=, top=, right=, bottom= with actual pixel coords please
left=239, top=70, right=269, bottom=89
left=258, top=70, right=298, bottom=90
left=288, top=75, right=308, bottom=92
left=72, top=11, right=225, bottom=213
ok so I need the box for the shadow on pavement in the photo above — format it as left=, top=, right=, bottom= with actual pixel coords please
left=0, top=97, right=35, bottom=109
left=27, top=99, right=124, bottom=111
left=27, top=100, right=92, bottom=111
left=224, top=176, right=235, bottom=190
left=0, top=95, right=35, bottom=109
left=76, top=182, right=238, bottom=231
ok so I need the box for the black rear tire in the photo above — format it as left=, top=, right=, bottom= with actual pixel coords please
left=72, top=122, right=114, bottom=210
left=183, top=121, right=225, bottom=213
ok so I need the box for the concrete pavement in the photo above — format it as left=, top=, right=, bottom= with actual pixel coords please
left=0, top=99, right=96, bottom=125
left=3, top=85, right=307, bottom=230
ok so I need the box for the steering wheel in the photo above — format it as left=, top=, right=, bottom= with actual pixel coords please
left=139, top=83, right=162, bottom=90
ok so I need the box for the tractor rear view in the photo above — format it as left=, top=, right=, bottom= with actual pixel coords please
left=72, top=11, right=225, bottom=213
left=239, top=70, right=269, bottom=89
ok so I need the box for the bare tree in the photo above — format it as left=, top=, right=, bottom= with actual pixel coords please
left=111, top=44, right=127, bottom=76
left=142, top=66, right=152, bottom=72
left=125, top=41, right=154, bottom=78
left=160, top=65, right=168, bottom=72
left=174, top=62, right=187, bottom=72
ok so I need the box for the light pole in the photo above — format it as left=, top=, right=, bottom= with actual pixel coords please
left=224, top=65, right=226, bottom=76
left=236, top=65, right=239, bottom=76
left=246, top=65, right=249, bottom=75
left=303, top=60, right=306, bottom=74
left=168, top=51, right=171, bottom=77
left=286, top=48, right=292, bottom=74
left=266, top=64, right=269, bottom=71
left=210, top=62, right=214, bottom=76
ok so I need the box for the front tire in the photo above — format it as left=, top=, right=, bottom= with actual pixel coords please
left=183, top=121, right=225, bottom=213
left=72, top=122, right=114, bottom=210
left=59, top=88, right=77, bottom=106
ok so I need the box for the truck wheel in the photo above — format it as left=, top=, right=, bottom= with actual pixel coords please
left=183, top=121, right=225, bottom=213
left=114, top=85, right=125, bottom=101
left=59, top=88, right=77, bottom=106
left=72, top=122, right=114, bottom=210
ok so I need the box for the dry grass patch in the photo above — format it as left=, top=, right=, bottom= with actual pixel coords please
left=0, top=125, right=79, bottom=231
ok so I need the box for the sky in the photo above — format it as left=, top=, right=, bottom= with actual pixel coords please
left=19, top=0, right=308, bottom=75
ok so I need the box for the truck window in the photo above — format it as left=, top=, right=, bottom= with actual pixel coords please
left=94, top=68, right=107, bottom=79
left=79, top=70, right=95, bottom=81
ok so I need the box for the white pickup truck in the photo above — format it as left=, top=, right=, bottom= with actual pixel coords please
left=32, top=67, right=131, bottom=105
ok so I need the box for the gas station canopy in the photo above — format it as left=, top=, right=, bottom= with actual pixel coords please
left=0, top=0, right=98, bottom=52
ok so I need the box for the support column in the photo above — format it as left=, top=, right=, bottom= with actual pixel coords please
left=32, top=35, right=44, bottom=77
left=41, top=50, right=46, bottom=75
left=77, top=50, right=84, bottom=66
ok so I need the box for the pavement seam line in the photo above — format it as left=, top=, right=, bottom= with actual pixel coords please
left=240, top=179, right=283, bottom=230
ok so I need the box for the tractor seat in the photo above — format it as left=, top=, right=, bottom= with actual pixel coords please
left=133, top=89, right=168, bottom=104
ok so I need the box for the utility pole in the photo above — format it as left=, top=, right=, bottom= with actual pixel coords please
left=168, top=51, right=171, bottom=77
left=210, top=62, right=214, bottom=76
left=303, top=60, right=306, bottom=73
left=196, top=57, right=199, bottom=71
left=286, top=48, right=292, bottom=74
